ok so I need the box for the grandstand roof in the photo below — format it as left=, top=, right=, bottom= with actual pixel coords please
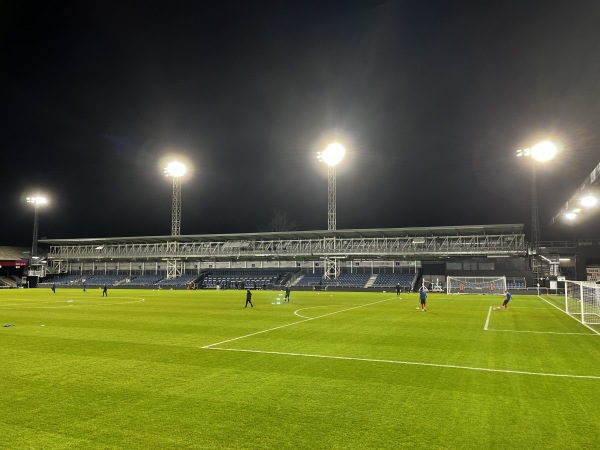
left=0, top=246, right=31, bottom=260
left=39, top=224, right=524, bottom=246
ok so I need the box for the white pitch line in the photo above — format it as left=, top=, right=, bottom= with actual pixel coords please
left=294, top=305, right=345, bottom=319
left=205, top=347, right=600, bottom=380
left=487, top=329, right=597, bottom=336
left=536, top=295, right=600, bottom=336
left=0, top=298, right=146, bottom=309
left=484, top=306, right=492, bottom=330
left=202, top=297, right=395, bottom=349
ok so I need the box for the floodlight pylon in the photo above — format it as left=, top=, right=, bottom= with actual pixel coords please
left=327, top=165, right=337, bottom=231
left=171, top=176, right=182, bottom=236
left=164, top=162, right=186, bottom=236
left=26, top=196, right=47, bottom=258
left=530, top=164, right=540, bottom=251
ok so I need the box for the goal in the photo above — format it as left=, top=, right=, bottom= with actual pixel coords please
left=446, top=276, right=506, bottom=294
left=565, top=280, right=600, bottom=325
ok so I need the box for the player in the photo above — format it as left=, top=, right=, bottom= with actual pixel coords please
left=396, top=283, right=401, bottom=296
left=500, top=290, right=512, bottom=310
left=419, top=288, right=427, bottom=312
left=102, top=284, right=108, bottom=297
left=245, top=289, right=253, bottom=308
left=489, top=283, right=494, bottom=295
left=51, top=283, right=56, bottom=294
left=284, top=286, right=291, bottom=303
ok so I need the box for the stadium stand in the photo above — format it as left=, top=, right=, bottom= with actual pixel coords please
left=294, top=273, right=324, bottom=287
left=158, top=274, right=199, bottom=287
left=79, top=274, right=127, bottom=286
left=507, top=277, right=527, bottom=289
left=322, top=273, right=370, bottom=287
left=372, top=273, right=416, bottom=289
left=40, top=274, right=82, bottom=285
left=202, top=269, right=288, bottom=289
left=126, top=274, right=165, bottom=286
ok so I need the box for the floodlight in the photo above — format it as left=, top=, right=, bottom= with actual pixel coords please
left=530, top=141, right=557, bottom=162
left=580, top=195, right=597, bottom=208
left=318, top=142, right=346, bottom=167
left=26, top=196, right=48, bottom=205
left=164, top=161, right=187, bottom=177
left=565, top=212, right=577, bottom=220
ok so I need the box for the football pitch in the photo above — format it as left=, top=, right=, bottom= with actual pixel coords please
left=1, top=288, right=598, bottom=449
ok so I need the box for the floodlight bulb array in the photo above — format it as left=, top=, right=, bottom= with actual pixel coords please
left=516, top=141, right=557, bottom=163
left=164, top=161, right=187, bottom=177
left=530, top=141, right=557, bottom=162
left=318, top=142, right=346, bottom=167
left=26, top=196, right=48, bottom=205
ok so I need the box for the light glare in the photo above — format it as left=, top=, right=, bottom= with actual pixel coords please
left=530, top=141, right=557, bottom=162
left=580, top=195, right=597, bottom=208
left=565, top=212, right=577, bottom=220
left=164, top=161, right=187, bottom=177
left=318, top=142, right=346, bottom=167
left=26, top=196, right=48, bottom=205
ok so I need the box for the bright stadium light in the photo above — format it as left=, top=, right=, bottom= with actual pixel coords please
left=318, top=142, right=346, bottom=167
left=565, top=211, right=577, bottom=220
left=530, top=141, right=557, bottom=162
left=580, top=195, right=597, bottom=208
left=515, top=140, right=559, bottom=252
left=26, top=195, right=48, bottom=258
left=164, top=161, right=187, bottom=178
left=317, top=142, right=346, bottom=231
left=164, top=161, right=187, bottom=236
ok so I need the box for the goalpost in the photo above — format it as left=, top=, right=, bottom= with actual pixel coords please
left=564, top=280, right=600, bottom=326
left=446, top=276, right=507, bottom=294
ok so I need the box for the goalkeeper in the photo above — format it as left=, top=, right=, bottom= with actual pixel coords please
left=500, top=290, right=512, bottom=310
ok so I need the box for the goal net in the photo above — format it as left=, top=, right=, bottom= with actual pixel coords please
left=565, top=280, right=600, bottom=325
left=446, top=276, right=506, bottom=294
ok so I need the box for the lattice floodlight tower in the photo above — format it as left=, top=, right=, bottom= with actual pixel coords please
left=516, top=141, right=557, bottom=248
left=164, top=161, right=186, bottom=280
left=164, top=161, right=187, bottom=236
left=26, top=195, right=48, bottom=278
left=446, top=276, right=507, bottom=294
left=26, top=195, right=48, bottom=259
left=317, top=143, right=345, bottom=279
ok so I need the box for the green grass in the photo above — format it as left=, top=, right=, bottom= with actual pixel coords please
left=1, top=288, right=599, bottom=449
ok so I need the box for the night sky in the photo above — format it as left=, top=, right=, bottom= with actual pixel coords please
left=3, top=0, right=600, bottom=247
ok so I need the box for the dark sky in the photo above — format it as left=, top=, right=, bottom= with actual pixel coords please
left=2, top=0, right=600, bottom=246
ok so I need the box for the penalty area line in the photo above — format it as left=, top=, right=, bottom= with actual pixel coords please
left=204, top=347, right=600, bottom=380
left=202, top=297, right=396, bottom=349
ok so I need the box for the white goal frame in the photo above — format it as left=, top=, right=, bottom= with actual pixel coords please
left=564, top=280, right=600, bottom=325
left=446, top=276, right=507, bottom=295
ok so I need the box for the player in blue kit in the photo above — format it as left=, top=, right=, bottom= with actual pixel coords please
left=500, top=290, right=512, bottom=310
left=419, top=288, right=427, bottom=312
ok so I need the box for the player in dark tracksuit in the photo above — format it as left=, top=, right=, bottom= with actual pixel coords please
left=396, top=283, right=401, bottom=296
left=245, top=289, right=253, bottom=307
left=285, top=286, right=291, bottom=303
